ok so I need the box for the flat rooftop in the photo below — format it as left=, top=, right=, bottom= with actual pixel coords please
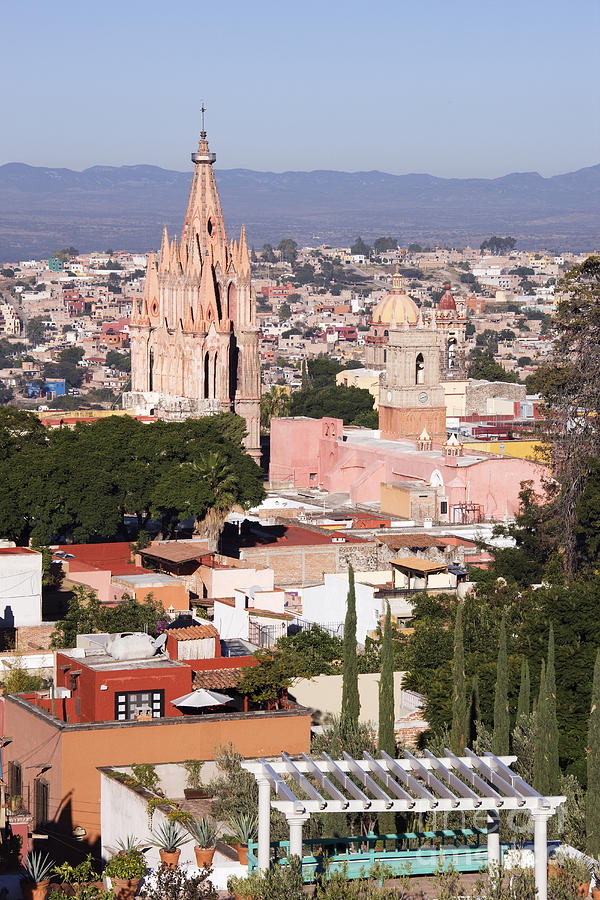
left=236, top=523, right=367, bottom=549
left=60, top=648, right=187, bottom=673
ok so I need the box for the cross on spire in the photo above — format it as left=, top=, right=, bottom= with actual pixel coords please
left=200, top=102, right=206, bottom=138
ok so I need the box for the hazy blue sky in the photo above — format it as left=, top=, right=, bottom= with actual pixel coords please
left=2, top=0, right=598, bottom=177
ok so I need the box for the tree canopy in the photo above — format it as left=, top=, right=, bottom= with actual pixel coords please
left=467, top=350, right=519, bottom=383
left=0, top=411, right=265, bottom=546
left=480, top=236, right=517, bottom=254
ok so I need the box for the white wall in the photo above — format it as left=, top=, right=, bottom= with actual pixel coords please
left=300, top=573, right=381, bottom=645
left=290, top=672, right=408, bottom=725
left=0, top=551, right=42, bottom=627
left=213, top=597, right=248, bottom=641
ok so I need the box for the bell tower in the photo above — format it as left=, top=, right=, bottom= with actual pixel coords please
left=378, top=316, right=447, bottom=442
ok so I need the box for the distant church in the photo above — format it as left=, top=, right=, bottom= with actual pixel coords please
left=365, top=274, right=467, bottom=443
left=123, top=127, right=261, bottom=462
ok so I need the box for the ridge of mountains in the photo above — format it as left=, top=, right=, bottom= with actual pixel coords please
left=0, top=161, right=599, bottom=261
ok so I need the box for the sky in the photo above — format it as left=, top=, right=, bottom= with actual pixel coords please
left=2, top=0, right=598, bottom=178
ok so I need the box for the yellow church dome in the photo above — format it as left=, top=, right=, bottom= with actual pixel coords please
left=371, top=272, right=419, bottom=326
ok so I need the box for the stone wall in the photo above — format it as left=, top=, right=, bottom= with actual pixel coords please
left=465, top=380, right=526, bottom=416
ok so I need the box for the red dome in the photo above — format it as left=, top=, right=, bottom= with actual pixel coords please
left=438, top=283, right=456, bottom=311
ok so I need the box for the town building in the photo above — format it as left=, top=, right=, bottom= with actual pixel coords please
left=123, top=127, right=261, bottom=461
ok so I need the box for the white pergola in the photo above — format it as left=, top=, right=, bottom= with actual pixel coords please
left=242, top=749, right=565, bottom=900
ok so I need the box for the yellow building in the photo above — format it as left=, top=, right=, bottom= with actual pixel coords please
left=463, top=439, right=549, bottom=463
left=336, top=367, right=381, bottom=409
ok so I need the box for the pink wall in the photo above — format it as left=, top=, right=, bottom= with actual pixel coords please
left=270, top=418, right=548, bottom=522
left=67, top=568, right=112, bottom=603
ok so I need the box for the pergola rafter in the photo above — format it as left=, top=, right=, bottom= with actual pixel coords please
left=242, top=750, right=565, bottom=900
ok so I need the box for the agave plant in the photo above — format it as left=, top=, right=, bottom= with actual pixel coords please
left=106, top=834, right=147, bottom=855
left=185, top=816, right=218, bottom=849
left=227, top=811, right=258, bottom=844
left=148, top=819, right=190, bottom=852
left=22, top=850, right=54, bottom=884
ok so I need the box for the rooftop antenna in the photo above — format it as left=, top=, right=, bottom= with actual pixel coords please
left=200, top=101, right=206, bottom=138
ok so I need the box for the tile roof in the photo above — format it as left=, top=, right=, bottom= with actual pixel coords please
left=58, top=542, right=149, bottom=576
left=193, top=668, right=244, bottom=690
left=141, top=542, right=210, bottom=564
left=168, top=625, right=219, bottom=641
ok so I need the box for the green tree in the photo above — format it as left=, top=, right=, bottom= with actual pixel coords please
left=450, top=603, right=467, bottom=754
left=492, top=618, right=509, bottom=755
left=480, top=236, right=517, bottom=254
left=262, top=244, right=276, bottom=263
left=468, top=350, right=518, bottom=383
left=289, top=384, right=376, bottom=426
left=278, top=301, right=291, bottom=322
left=106, top=350, right=131, bottom=372
left=546, top=625, right=560, bottom=794
left=373, top=237, right=398, bottom=254
left=26, top=316, right=46, bottom=345
left=467, top=675, right=480, bottom=749
left=260, top=385, right=290, bottom=431
left=534, top=659, right=549, bottom=794
left=350, top=237, right=372, bottom=258
left=378, top=602, right=395, bottom=756
left=277, top=239, right=298, bottom=264
left=516, top=657, right=530, bottom=723
left=341, top=565, right=360, bottom=735
left=2, top=657, right=44, bottom=692
left=587, top=649, right=600, bottom=855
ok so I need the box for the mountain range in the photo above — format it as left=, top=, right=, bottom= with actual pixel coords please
left=0, top=161, right=599, bottom=261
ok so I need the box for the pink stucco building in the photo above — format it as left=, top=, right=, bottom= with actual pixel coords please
left=269, top=417, right=548, bottom=524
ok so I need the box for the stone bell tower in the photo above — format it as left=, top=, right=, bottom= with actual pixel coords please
left=378, top=313, right=447, bottom=443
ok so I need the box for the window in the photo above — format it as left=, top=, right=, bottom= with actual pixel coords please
left=114, top=690, right=164, bottom=721
left=34, top=778, right=49, bottom=827
left=416, top=353, right=425, bottom=385
left=8, top=761, right=21, bottom=798
left=440, top=500, right=448, bottom=515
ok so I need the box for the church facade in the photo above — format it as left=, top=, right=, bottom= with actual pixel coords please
left=123, top=130, right=261, bottom=462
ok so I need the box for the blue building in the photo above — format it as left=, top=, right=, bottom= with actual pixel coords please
left=44, top=378, right=66, bottom=397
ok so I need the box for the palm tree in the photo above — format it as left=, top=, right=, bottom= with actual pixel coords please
left=190, top=451, right=239, bottom=549
left=260, top=385, right=290, bottom=432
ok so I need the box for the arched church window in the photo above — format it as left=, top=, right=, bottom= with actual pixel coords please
left=374, top=329, right=378, bottom=336
left=204, top=353, right=210, bottom=399
left=149, top=348, right=154, bottom=392
left=384, top=330, right=389, bottom=337
left=448, top=337, right=457, bottom=369
left=214, top=353, right=218, bottom=399
left=416, top=353, right=425, bottom=385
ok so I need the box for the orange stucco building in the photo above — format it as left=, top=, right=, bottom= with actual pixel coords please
left=2, top=694, right=311, bottom=854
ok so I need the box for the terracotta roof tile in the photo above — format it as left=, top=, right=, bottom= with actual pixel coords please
left=193, top=668, right=244, bottom=690
left=168, top=625, right=219, bottom=641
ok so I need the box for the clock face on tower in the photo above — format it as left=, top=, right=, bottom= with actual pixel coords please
left=418, top=392, right=429, bottom=404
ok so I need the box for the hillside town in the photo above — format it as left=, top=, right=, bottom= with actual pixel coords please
left=0, top=122, right=599, bottom=900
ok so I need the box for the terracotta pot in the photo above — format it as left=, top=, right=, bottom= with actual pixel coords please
left=591, top=887, right=600, bottom=900
left=21, top=881, right=50, bottom=900
left=184, top=788, right=211, bottom=800
left=111, top=877, right=141, bottom=899
left=234, top=844, right=248, bottom=865
left=194, top=846, right=215, bottom=868
left=548, top=863, right=562, bottom=879
left=159, top=849, right=181, bottom=869
left=578, top=881, right=591, bottom=898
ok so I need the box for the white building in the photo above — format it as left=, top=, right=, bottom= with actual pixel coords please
left=0, top=547, right=43, bottom=628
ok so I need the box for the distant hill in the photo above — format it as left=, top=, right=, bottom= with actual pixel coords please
left=0, top=161, right=599, bottom=261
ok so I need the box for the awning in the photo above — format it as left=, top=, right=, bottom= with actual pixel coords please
left=171, top=689, right=234, bottom=709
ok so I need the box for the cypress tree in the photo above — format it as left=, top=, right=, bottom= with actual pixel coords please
left=516, top=657, right=531, bottom=723
left=546, top=625, right=560, bottom=794
left=450, top=603, right=467, bottom=754
left=492, top=617, right=509, bottom=756
left=587, top=649, right=600, bottom=855
left=534, top=659, right=549, bottom=794
left=467, top=675, right=480, bottom=750
left=378, top=601, right=395, bottom=756
left=341, top=564, right=360, bottom=735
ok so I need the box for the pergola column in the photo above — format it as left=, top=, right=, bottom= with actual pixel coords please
left=286, top=813, right=310, bottom=860
left=257, top=777, right=271, bottom=873
left=486, top=809, right=500, bottom=871
left=531, top=808, right=553, bottom=900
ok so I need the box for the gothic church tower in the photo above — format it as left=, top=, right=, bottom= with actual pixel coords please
left=124, top=128, right=261, bottom=462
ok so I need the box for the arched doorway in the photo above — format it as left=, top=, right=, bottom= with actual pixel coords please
left=416, top=353, right=425, bottom=385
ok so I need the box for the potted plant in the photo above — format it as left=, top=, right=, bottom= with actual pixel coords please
left=182, top=760, right=209, bottom=800
left=105, top=846, right=147, bottom=900
left=21, top=850, right=54, bottom=900
left=227, top=813, right=258, bottom=866
left=548, top=850, right=562, bottom=879
left=52, top=855, right=104, bottom=895
left=148, top=820, right=190, bottom=868
left=184, top=816, right=218, bottom=868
